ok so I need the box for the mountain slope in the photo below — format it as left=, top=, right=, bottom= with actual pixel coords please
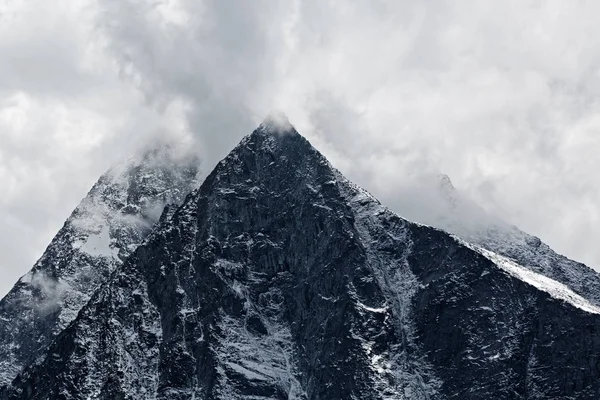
left=0, top=144, right=201, bottom=388
left=3, top=119, right=600, bottom=399
left=411, top=174, right=600, bottom=308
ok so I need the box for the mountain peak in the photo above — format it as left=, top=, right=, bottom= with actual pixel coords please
left=0, top=141, right=201, bottom=388
left=437, top=173, right=455, bottom=193
left=257, top=110, right=295, bottom=135
left=224, top=113, right=317, bottom=169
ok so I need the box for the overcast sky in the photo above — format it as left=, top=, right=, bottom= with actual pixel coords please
left=2, top=0, right=600, bottom=296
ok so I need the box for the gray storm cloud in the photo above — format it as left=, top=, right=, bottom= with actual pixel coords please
left=1, top=0, right=600, bottom=295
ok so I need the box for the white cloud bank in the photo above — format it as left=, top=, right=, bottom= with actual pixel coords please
left=1, top=0, right=600, bottom=296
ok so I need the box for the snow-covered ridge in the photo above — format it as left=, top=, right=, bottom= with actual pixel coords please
left=476, top=246, right=600, bottom=315
left=405, top=173, right=600, bottom=309
left=340, top=166, right=600, bottom=316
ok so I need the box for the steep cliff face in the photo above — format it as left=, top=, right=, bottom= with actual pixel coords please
left=3, top=120, right=600, bottom=399
left=0, top=144, right=202, bottom=388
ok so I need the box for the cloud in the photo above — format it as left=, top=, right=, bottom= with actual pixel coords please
left=0, top=0, right=190, bottom=294
left=1, top=0, right=600, bottom=296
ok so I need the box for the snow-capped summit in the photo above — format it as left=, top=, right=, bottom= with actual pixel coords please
left=4, top=119, right=600, bottom=399
left=0, top=142, right=202, bottom=388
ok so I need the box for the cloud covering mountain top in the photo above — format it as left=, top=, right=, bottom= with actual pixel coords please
left=2, top=0, right=600, bottom=295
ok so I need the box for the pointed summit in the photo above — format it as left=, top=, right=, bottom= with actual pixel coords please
left=257, top=110, right=295, bottom=135
left=437, top=173, right=456, bottom=193
left=437, top=173, right=458, bottom=208
left=219, top=112, right=318, bottom=175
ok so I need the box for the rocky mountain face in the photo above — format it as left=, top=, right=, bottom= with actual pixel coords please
left=0, top=144, right=202, bottom=388
left=3, top=118, right=600, bottom=399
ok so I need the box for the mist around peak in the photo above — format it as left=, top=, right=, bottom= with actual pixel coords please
left=258, top=110, right=295, bottom=135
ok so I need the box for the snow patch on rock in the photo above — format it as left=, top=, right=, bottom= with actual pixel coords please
left=77, top=225, right=119, bottom=259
